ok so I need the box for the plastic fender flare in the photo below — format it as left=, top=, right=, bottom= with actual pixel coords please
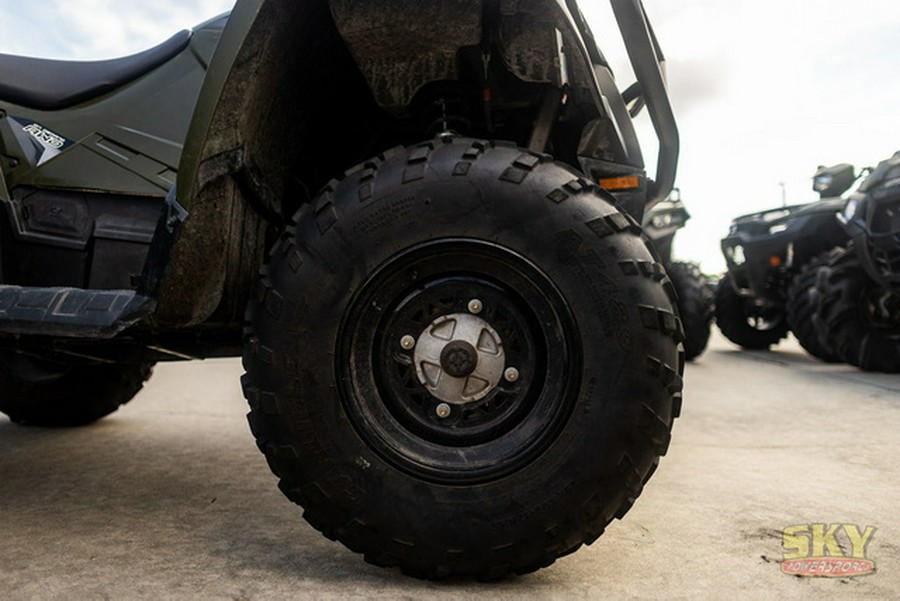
left=177, top=0, right=264, bottom=209
left=162, top=0, right=321, bottom=326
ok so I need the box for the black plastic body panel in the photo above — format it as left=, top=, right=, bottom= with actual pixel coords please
left=0, top=187, right=162, bottom=290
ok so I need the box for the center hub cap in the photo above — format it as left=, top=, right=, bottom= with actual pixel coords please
left=413, top=313, right=506, bottom=404
left=441, top=341, right=479, bottom=378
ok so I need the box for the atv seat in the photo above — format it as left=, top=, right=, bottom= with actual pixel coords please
left=0, top=30, right=191, bottom=111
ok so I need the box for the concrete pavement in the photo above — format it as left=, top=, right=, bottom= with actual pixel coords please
left=1, top=331, right=898, bottom=599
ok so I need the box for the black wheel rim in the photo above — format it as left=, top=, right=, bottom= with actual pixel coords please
left=338, top=239, right=581, bottom=484
left=743, top=302, right=785, bottom=332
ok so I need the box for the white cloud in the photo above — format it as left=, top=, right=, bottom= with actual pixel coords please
left=584, top=0, right=900, bottom=271
left=1, top=1, right=233, bottom=59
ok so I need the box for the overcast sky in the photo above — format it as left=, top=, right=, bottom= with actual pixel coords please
left=2, top=0, right=898, bottom=272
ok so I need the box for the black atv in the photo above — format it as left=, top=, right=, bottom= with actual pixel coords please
left=716, top=163, right=861, bottom=357
left=814, top=151, right=900, bottom=372
left=0, top=0, right=681, bottom=579
left=642, top=189, right=713, bottom=360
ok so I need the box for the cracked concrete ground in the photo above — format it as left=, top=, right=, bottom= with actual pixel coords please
left=1, top=331, right=898, bottom=599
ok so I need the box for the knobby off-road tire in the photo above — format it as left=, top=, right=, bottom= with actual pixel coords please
left=242, top=137, right=684, bottom=579
left=815, top=249, right=900, bottom=372
left=0, top=354, right=153, bottom=426
left=786, top=252, right=842, bottom=362
left=714, top=273, right=789, bottom=350
left=665, top=261, right=713, bottom=361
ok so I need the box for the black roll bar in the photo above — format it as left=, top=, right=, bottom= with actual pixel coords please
left=610, top=0, right=679, bottom=205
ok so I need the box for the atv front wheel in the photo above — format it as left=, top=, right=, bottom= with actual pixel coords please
left=0, top=353, right=153, bottom=426
left=815, top=249, right=900, bottom=372
left=786, top=252, right=841, bottom=362
left=714, top=273, right=788, bottom=349
left=665, top=261, right=713, bottom=360
left=243, top=137, right=684, bottom=579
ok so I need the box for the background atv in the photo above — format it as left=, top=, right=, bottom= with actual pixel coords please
left=0, top=0, right=681, bottom=579
left=642, top=189, right=713, bottom=360
left=815, top=151, right=900, bottom=372
left=715, top=163, right=861, bottom=357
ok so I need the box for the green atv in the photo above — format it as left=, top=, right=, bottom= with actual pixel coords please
left=0, top=0, right=681, bottom=578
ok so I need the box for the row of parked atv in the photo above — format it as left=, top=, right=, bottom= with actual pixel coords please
left=714, top=154, right=900, bottom=372
left=641, top=152, right=900, bottom=374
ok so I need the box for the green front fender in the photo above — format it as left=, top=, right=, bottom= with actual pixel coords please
left=165, top=0, right=482, bottom=326
left=162, top=0, right=334, bottom=326
left=176, top=0, right=264, bottom=209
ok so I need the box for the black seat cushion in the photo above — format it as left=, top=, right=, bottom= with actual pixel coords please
left=0, top=30, right=191, bottom=111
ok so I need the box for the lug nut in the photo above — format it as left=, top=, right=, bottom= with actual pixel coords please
left=504, top=367, right=520, bottom=382
left=400, top=335, right=416, bottom=350
left=468, top=299, right=483, bottom=314
left=435, top=403, right=452, bottom=419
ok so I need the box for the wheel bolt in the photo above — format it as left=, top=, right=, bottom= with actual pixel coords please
left=435, top=403, right=452, bottom=419
left=504, top=367, right=520, bottom=382
left=400, top=335, right=416, bottom=350
left=468, top=299, right=483, bottom=314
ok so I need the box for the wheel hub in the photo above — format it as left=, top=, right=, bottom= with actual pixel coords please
left=440, top=341, right=478, bottom=378
left=339, top=239, right=579, bottom=483
left=413, top=313, right=506, bottom=404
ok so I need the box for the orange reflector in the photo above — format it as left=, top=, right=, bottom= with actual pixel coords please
left=599, top=176, right=641, bottom=191
left=769, top=255, right=782, bottom=267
